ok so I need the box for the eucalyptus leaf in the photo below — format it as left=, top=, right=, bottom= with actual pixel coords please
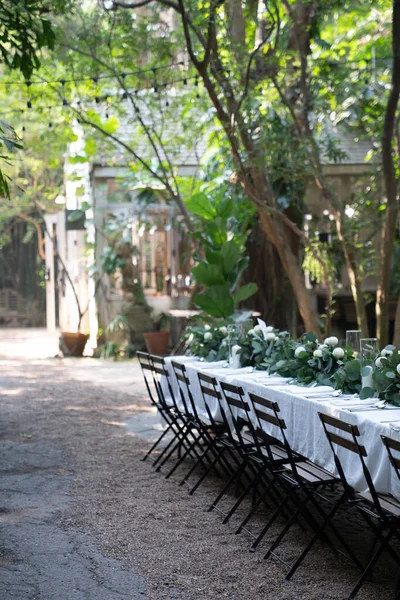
left=359, top=387, right=375, bottom=400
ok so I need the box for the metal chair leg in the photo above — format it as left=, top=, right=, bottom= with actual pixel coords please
left=348, top=527, right=396, bottom=600
left=142, top=421, right=172, bottom=461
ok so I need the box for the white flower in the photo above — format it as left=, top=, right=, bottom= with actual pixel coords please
left=266, top=332, right=276, bottom=341
left=204, top=332, right=212, bottom=341
left=318, top=344, right=328, bottom=350
left=219, top=326, right=227, bottom=336
left=187, top=333, right=194, bottom=343
left=332, top=347, right=345, bottom=359
left=324, top=336, right=339, bottom=346
left=265, top=326, right=274, bottom=333
left=248, top=329, right=255, bottom=336
left=313, top=349, right=323, bottom=358
left=375, top=357, right=384, bottom=368
left=253, top=325, right=263, bottom=336
left=396, top=364, right=400, bottom=376
left=381, top=348, right=393, bottom=357
left=204, top=324, right=211, bottom=331
left=295, top=346, right=306, bottom=357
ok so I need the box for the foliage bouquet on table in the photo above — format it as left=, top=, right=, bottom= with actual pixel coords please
left=183, top=319, right=232, bottom=362
left=371, top=346, right=400, bottom=405
left=273, top=333, right=355, bottom=387
left=239, top=320, right=291, bottom=371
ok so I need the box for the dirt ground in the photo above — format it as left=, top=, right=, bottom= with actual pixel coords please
left=0, top=352, right=394, bottom=599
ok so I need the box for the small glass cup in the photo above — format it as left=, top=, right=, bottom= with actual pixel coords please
left=359, top=338, right=379, bottom=390
left=346, top=330, right=361, bottom=357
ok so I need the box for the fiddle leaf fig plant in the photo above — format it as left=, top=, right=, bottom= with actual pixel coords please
left=187, top=191, right=257, bottom=319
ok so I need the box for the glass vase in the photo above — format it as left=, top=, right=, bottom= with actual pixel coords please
left=359, top=338, right=379, bottom=390
left=346, top=330, right=361, bottom=357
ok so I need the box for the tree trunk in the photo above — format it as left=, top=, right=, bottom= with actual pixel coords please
left=243, top=221, right=298, bottom=333
left=346, top=258, right=369, bottom=337
left=334, top=214, right=369, bottom=337
left=393, top=296, right=400, bottom=348
left=258, top=211, right=320, bottom=333
left=376, top=1, right=400, bottom=346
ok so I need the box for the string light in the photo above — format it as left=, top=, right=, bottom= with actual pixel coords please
left=0, top=61, right=186, bottom=87
left=0, top=73, right=203, bottom=133
left=26, top=80, right=32, bottom=109
left=0, top=73, right=201, bottom=118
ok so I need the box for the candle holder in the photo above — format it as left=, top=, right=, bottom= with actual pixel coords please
left=345, top=330, right=361, bottom=357
left=360, top=338, right=379, bottom=391
left=226, top=324, right=239, bottom=366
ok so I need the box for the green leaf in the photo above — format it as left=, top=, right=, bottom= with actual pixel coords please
left=194, top=285, right=234, bottom=318
left=220, top=240, right=241, bottom=275
left=359, top=387, right=375, bottom=399
left=361, top=366, right=373, bottom=377
left=84, top=138, right=97, bottom=156
left=68, top=209, right=85, bottom=222
left=191, top=263, right=225, bottom=286
left=205, top=248, right=223, bottom=265
left=345, top=360, right=360, bottom=373
left=386, top=371, right=396, bottom=379
left=233, top=283, right=258, bottom=305
left=304, top=332, right=318, bottom=342
left=103, top=115, right=120, bottom=134
left=186, top=192, right=216, bottom=219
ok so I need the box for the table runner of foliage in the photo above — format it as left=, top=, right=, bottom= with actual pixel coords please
left=183, top=319, right=400, bottom=406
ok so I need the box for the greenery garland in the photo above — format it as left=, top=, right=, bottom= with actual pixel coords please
left=183, top=320, right=400, bottom=404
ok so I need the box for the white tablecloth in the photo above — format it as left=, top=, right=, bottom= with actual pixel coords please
left=164, top=356, right=400, bottom=497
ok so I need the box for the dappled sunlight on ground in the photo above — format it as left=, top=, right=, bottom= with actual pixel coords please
left=0, top=388, right=23, bottom=396
left=100, top=419, right=126, bottom=428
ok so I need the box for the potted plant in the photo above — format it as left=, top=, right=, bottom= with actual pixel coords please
left=143, top=312, right=171, bottom=355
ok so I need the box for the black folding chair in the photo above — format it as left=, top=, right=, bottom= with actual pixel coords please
left=225, top=390, right=300, bottom=536
left=155, top=361, right=223, bottom=480
left=176, top=373, right=243, bottom=495
left=319, top=414, right=400, bottom=599
left=137, top=351, right=182, bottom=462
left=243, top=397, right=361, bottom=579
left=207, top=382, right=283, bottom=524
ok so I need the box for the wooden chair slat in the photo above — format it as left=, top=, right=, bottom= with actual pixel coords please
left=171, top=361, right=186, bottom=372
left=328, top=431, right=367, bottom=457
left=198, top=373, right=217, bottom=385
left=139, top=363, right=152, bottom=371
left=220, top=381, right=244, bottom=395
left=152, top=365, right=168, bottom=375
left=255, top=408, right=285, bottom=428
left=320, top=413, right=360, bottom=436
left=199, top=385, right=220, bottom=399
left=382, top=434, right=400, bottom=453
left=249, top=392, right=280, bottom=412
left=175, top=372, right=187, bottom=383
left=225, top=396, right=250, bottom=411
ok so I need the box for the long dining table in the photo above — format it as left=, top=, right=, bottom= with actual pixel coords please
left=164, top=355, right=400, bottom=498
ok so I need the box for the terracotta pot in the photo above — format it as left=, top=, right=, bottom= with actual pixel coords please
left=60, top=332, right=89, bottom=357
left=143, top=331, right=169, bottom=355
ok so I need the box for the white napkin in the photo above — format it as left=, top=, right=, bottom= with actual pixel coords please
left=330, top=398, right=375, bottom=407
left=193, top=360, right=227, bottom=368
left=280, top=385, right=334, bottom=396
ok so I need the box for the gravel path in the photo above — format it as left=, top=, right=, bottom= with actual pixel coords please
left=0, top=355, right=395, bottom=599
